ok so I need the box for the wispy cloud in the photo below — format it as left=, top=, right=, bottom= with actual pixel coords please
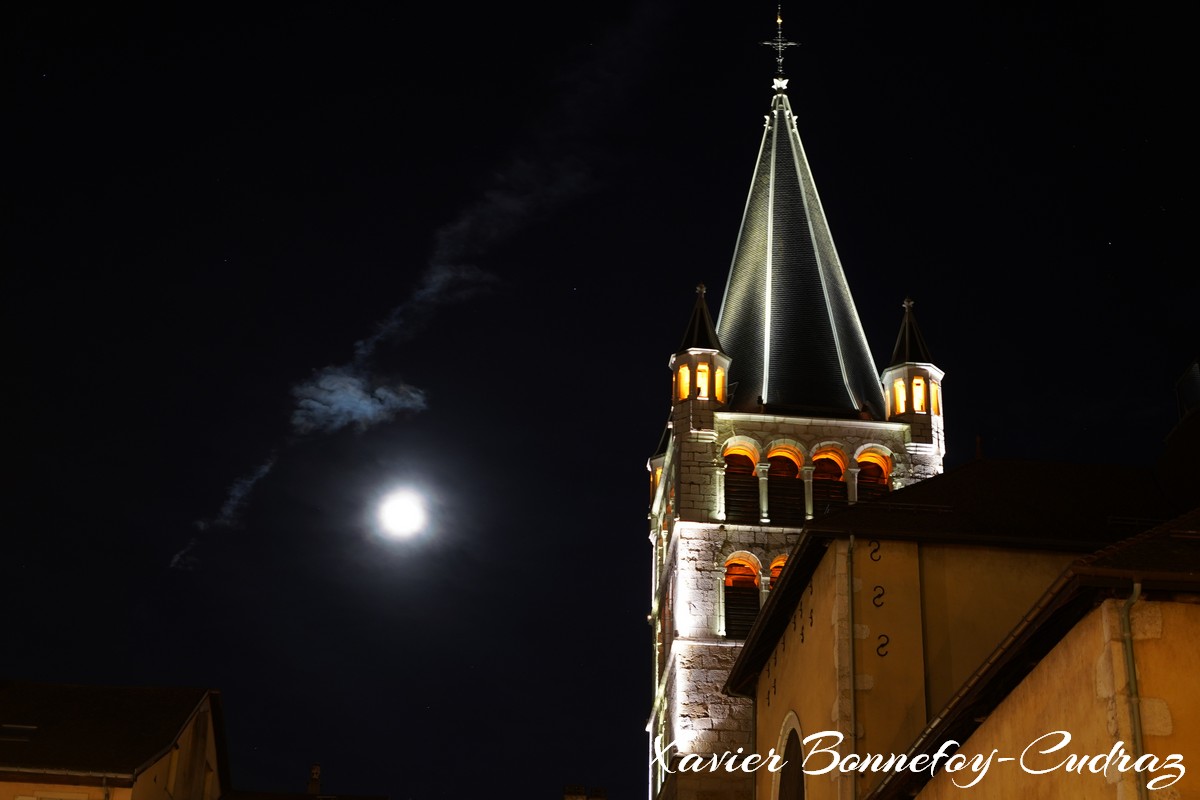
left=178, top=5, right=662, bottom=568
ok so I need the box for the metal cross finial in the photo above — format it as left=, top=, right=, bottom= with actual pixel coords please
left=696, top=283, right=707, bottom=295
left=762, top=5, right=798, bottom=77
left=903, top=297, right=915, bottom=311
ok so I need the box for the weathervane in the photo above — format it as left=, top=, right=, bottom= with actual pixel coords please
left=762, top=5, right=798, bottom=80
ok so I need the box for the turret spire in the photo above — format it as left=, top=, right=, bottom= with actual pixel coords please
left=889, top=297, right=934, bottom=366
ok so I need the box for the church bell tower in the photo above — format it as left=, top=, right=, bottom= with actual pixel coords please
left=646, top=13, right=945, bottom=800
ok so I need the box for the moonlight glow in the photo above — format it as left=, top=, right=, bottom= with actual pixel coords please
left=378, top=489, right=427, bottom=538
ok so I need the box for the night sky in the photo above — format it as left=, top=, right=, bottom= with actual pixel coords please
left=5, top=3, right=1195, bottom=799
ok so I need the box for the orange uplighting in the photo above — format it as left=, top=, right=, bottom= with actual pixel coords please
left=724, top=441, right=760, bottom=463
left=912, top=376, right=926, bottom=413
left=769, top=555, right=787, bottom=585
left=724, top=558, right=760, bottom=588
left=766, top=443, right=803, bottom=471
left=678, top=364, right=690, bottom=400
left=696, top=362, right=710, bottom=399
left=857, top=450, right=892, bottom=483
left=812, top=448, right=846, bottom=481
left=893, top=378, right=907, bottom=414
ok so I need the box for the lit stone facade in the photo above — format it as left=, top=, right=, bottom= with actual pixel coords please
left=648, top=400, right=936, bottom=800
left=648, top=383, right=944, bottom=800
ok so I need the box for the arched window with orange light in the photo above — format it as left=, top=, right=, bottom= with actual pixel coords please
left=766, top=444, right=805, bottom=526
left=856, top=450, right=892, bottom=502
left=811, top=448, right=848, bottom=507
left=696, top=362, right=710, bottom=399
left=677, top=364, right=690, bottom=400
left=722, top=441, right=760, bottom=525
left=912, top=376, right=926, bottom=413
left=714, top=367, right=726, bottom=402
left=893, top=378, right=907, bottom=414
left=768, top=555, right=787, bottom=590
left=931, top=381, right=942, bottom=416
left=724, top=556, right=761, bottom=639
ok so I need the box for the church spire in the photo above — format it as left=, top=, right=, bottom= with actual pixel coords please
left=714, top=49, right=886, bottom=419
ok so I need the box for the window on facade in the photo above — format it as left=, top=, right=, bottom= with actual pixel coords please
left=769, top=555, right=787, bottom=588
left=857, top=460, right=889, bottom=501
left=912, top=376, right=926, bottom=413
left=768, top=454, right=799, bottom=477
left=893, top=378, right=907, bottom=414
left=677, top=365, right=690, bottom=400
left=724, top=559, right=760, bottom=639
left=811, top=454, right=848, bottom=507
left=813, top=457, right=843, bottom=481
left=696, top=362, right=710, bottom=399
left=932, top=381, right=942, bottom=416
left=715, top=367, right=726, bottom=402
left=723, top=453, right=758, bottom=525
left=767, top=454, right=805, bottom=525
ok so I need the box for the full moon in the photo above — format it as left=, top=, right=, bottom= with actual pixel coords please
left=378, top=489, right=427, bottom=538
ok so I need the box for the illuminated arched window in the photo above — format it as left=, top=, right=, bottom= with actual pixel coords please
left=813, top=457, right=843, bottom=481
left=677, top=365, right=690, bottom=400
left=769, top=555, right=787, bottom=588
left=715, top=367, right=726, bottom=402
left=768, top=454, right=800, bottom=477
left=696, top=362, right=710, bottom=399
left=812, top=452, right=847, bottom=507
left=893, top=378, right=907, bottom=414
left=767, top=452, right=805, bottom=525
left=912, top=376, right=926, bottom=413
left=724, top=558, right=760, bottom=639
left=723, top=452, right=757, bottom=524
left=931, top=381, right=942, bottom=416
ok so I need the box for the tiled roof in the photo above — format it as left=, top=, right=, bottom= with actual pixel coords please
left=806, top=458, right=1174, bottom=548
left=0, top=682, right=214, bottom=778
left=715, top=88, right=886, bottom=418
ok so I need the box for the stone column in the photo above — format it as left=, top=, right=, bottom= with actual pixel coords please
left=715, top=460, right=727, bottom=521
left=756, top=461, right=770, bottom=523
left=847, top=465, right=861, bottom=505
left=803, top=465, right=815, bottom=520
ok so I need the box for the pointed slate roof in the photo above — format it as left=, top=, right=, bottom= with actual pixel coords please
left=888, top=297, right=934, bottom=367
left=678, top=284, right=723, bottom=353
left=716, top=83, right=886, bottom=418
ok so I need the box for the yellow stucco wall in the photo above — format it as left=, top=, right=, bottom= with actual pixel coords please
left=748, top=540, right=1086, bottom=799
left=916, top=599, right=1199, bottom=799
left=851, top=539, right=927, bottom=796
left=919, top=545, right=1074, bottom=715
left=754, top=542, right=842, bottom=800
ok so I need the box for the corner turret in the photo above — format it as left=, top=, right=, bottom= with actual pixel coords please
left=881, top=298, right=946, bottom=479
